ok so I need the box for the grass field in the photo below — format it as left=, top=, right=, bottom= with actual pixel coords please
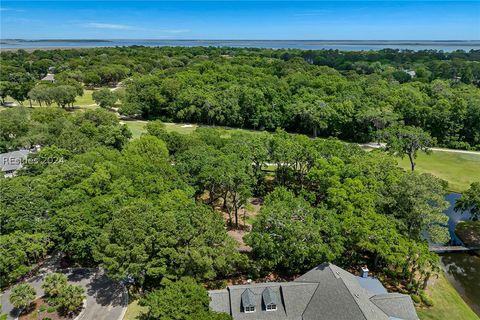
left=122, top=121, right=200, bottom=139
left=74, top=89, right=96, bottom=107
left=1, top=89, right=97, bottom=111
left=123, top=299, right=148, bottom=320
left=397, top=151, right=480, bottom=193
left=416, top=272, right=479, bottom=320
left=123, top=121, right=147, bottom=139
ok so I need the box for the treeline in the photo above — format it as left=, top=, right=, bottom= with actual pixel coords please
left=1, top=47, right=480, bottom=150
left=1, top=109, right=453, bottom=318
left=122, top=57, right=480, bottom=150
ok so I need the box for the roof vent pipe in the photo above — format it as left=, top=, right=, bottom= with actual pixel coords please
left=361, top=266, right=369, bottom=278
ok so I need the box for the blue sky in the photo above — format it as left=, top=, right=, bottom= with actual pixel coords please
left=1, top=1, right=479, bottom=40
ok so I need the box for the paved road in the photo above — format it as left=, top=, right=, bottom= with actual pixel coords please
left=361, top=143, right=480, bottom=155
left=1, top=269, right=127, bottom=320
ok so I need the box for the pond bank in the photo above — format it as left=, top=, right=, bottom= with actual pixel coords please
left=439, top=194, right=480, bottom=317
left=456, top=221, right=480, bottom=248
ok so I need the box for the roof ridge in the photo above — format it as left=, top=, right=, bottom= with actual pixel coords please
left=336, top=272, right=369, bottom=320
left=370, top=293, right=410, bottom=300
left=331, top=264, right=390, bottom=320
left=301, top=282, right=322, bottom=318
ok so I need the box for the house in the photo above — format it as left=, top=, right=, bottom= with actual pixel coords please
left=41, top=73, right=55, bottom=82
left=0, top=149, right=31, bottom=177
left=404, top=70, right=416, bottom=77
left=209, top=263, right=418, bottom=320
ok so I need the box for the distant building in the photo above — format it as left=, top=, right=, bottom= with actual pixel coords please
left=209, top=263, right=418, bottom=320
left=41, top=73, right=55, bottom=82
left=404, top=70, right=416, bottom=77
left=0, top=149, right=30, bottom=177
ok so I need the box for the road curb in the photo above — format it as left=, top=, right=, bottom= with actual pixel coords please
left=116, top=283, right=129, bottom=320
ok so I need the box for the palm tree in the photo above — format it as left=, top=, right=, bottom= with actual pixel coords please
left=42, top=273, right=68, bottom=298
left=9, top=283, right=36, bottom=311
left=58, top=284, right=85, bottom=314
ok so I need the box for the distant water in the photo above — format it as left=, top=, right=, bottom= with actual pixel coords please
left=1, top=39, right=480, bottom=51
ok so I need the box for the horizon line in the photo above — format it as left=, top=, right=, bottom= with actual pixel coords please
left=2, top=39, right=480, bottom=42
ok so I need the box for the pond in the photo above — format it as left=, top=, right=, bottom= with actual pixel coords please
left=440, top=193, right=479, bottom=316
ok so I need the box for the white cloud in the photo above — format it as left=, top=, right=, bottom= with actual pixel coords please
left=84, top=23, right=136, bottom=30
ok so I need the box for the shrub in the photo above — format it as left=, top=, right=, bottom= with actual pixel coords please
left=57, top=284, right=85, bottom=313
left=39, top=304, right=47, bottom=312
left=420, top=291, right=434, bottom=307
left=46, top=306, right=57, bottom=313
left=9, top=283, right=36, bottom=309
left=411, top=294, right=421, bottom=304
left=42, top=273, right=68, bottom=298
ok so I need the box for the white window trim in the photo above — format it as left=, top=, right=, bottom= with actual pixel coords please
left=266, top=304, right=277, bottom=311
left=244, top=306, right=256, bottom=313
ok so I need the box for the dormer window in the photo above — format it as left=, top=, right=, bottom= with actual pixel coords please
left=241, top=288, right=256, bottom=313
left=262, top=287, right=278, bottom=312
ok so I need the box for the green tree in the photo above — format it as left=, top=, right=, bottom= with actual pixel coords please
left=0, top=107, right=30, bottom=152
left=383, top=125, right=434, bottom=171
left=0, top=232, right=51, bottom=287
left=386, top=172, right=449, bottom=243
left=9, top=283, right=36, bottom=310
left=291, top=92, right=333, bottom=137
left=94, top=195, right=242, bottom=286
left=0, top=81, right=12, bottom=104
left=92, top=88, right=117, bottom=109
left=51, top=85, right=78, bottom=108
left=245, top=187, right=342, bottom=273
left=42, top=273, right=68, bottom=298
left=57, top=284, right=85, bottom=314
left=455, top=182, right=480, bottom=220
left=141, top=277, right=231, bottom=320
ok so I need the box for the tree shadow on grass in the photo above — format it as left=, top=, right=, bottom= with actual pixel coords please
left=86, top=273, right=125, bottom=307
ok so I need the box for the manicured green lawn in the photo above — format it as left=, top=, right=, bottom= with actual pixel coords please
left=164, top=122, right=198, bottom=134
left=123, top=299, right=148, bottom=320
left=397, top=151, right=480, bottom=192
left=123, top=121, right=147, bottom=139
left=74, top=89, right=96, bottom=107
left=123, top=121, right=199, bottom=138
left=1, top=90, right=97, bottom=111
left=416, top=272, right=479, bottom=320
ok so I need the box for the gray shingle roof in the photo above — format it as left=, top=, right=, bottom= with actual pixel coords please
left=0, top=149, right=30, bottom=173
left=41, top=73, right=55, bottom=81
left=209, top=263, right=419, bottom=320
left=209, top=289, right=230, bottom=314
left=370, top=293, right=419, bottom=320
left=241, top=288, right=256, bottom=308
left=357, top=277, right=388, bottom=294
left=262, top=287, right=278, bottom=307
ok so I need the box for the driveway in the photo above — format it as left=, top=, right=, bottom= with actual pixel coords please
left=1, top=268, right=127, bottom=320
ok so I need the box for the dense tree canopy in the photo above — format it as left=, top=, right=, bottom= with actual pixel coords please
left=1, top=46, right=477, bottom=316
left=1, top=47, right=479, bottom=149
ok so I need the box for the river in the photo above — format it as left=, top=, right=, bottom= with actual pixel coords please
left=441, top=193, right=480, bottom=316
